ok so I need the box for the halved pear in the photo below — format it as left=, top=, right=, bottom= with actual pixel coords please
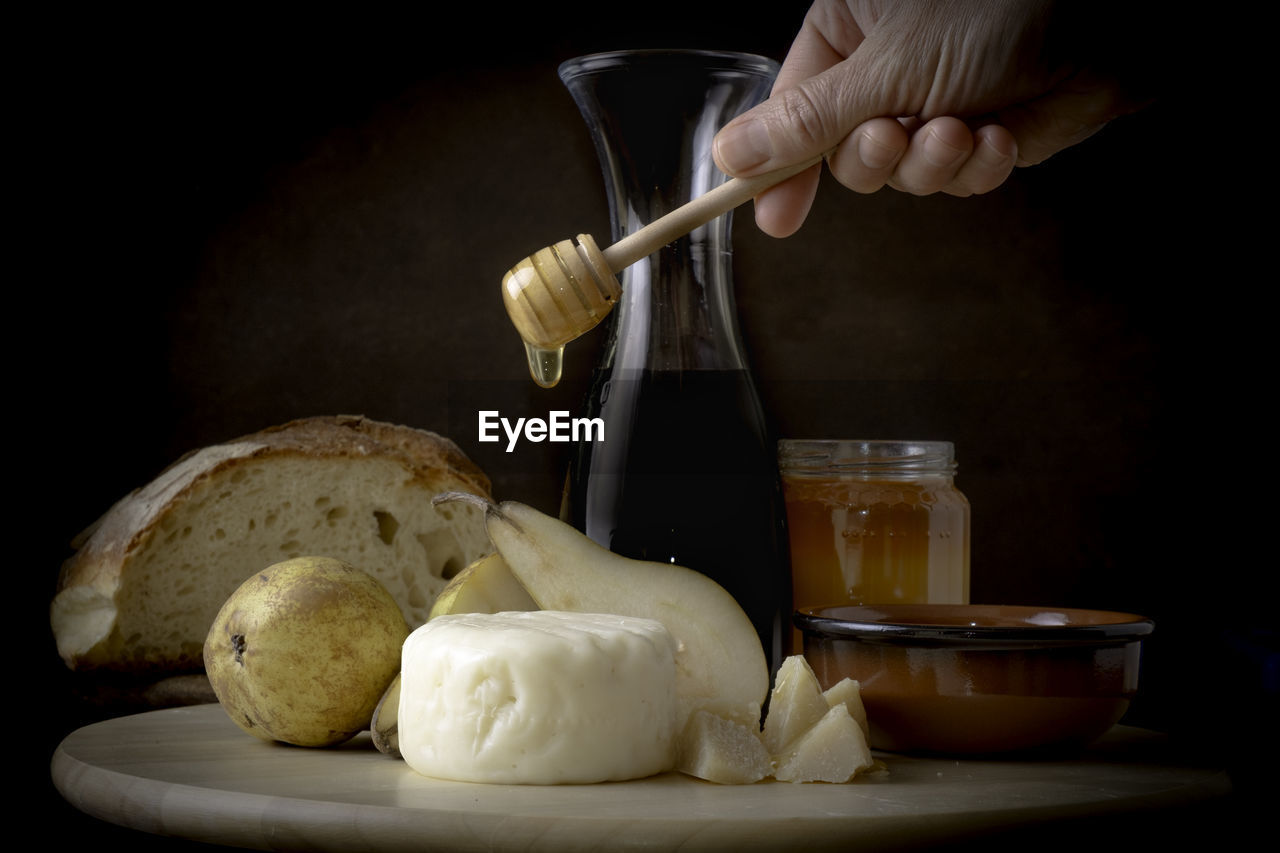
left=433, top=493, right=769, bottom=728
left=370, top=672, right=401, bottom=757
left=427, top=552, right=536, bottom=620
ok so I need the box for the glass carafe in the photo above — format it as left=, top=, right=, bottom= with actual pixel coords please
left=558, top=50, right=791, bottom=674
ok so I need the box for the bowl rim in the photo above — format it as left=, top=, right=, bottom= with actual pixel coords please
left=795, top=604, right=1154, bottom=647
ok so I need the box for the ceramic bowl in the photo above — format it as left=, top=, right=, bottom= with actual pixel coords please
left=794, top=604, right=1154, bottom=756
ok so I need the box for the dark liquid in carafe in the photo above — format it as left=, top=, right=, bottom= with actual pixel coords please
left=565, top=368, right=790, bottom=672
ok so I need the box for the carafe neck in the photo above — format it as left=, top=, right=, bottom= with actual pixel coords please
left=559, top=50, right=778, bottom=375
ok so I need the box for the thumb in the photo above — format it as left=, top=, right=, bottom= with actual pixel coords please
left=712, top=12, right=919, bottom=179
left=713, top=66, right=865, bottom=177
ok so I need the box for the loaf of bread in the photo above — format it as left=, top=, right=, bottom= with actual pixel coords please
left=51, top=415, right=494, bottom=675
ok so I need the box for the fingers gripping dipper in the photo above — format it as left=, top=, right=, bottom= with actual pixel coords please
left=502, top=154, right=825, bottom=387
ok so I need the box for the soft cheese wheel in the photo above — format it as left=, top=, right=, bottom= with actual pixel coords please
left=399, top=610, right=679, bottom=784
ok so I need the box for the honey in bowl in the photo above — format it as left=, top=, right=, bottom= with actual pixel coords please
left=778, top=440, right=970, bottom=651
left=795, top=604, right=1154, bottom=756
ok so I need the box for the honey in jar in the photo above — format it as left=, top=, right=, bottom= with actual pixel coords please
left=778, top=440, right=970, bottom=649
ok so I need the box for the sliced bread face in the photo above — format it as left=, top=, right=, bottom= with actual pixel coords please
left=52, top=415, right=493, bottom=675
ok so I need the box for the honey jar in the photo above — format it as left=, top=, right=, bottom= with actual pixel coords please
left=778, top=440, right=970, bottom=649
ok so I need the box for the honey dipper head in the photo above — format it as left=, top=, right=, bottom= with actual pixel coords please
left=502, top=234, right=621, bottom=350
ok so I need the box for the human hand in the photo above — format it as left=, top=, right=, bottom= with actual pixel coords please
left=714, top=0, right=1152, bottom=236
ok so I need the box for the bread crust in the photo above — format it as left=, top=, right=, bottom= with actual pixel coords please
left=53, top=415, right=492, bottom=674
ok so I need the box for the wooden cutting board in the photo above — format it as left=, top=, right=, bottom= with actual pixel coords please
left=51, top=704, right=1230, bottom=851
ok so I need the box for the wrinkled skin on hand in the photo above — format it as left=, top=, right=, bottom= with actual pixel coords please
left=714, top=0, right=1156, bottom=236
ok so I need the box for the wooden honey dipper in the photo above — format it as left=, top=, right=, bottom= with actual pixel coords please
left=502, top=154, right=825, bottom=387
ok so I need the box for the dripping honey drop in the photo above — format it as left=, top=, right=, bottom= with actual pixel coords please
left=525, top=342, right=565, bottom=389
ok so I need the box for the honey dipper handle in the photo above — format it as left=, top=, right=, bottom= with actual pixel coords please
left=600, top=154, right=826, bottom=271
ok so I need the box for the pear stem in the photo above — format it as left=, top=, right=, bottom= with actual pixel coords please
left=432, top=491, right=495, bottom=511
left=432, top=491, right=525, bottom=537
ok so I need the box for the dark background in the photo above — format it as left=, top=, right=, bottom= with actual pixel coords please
left=23, top=3, right=1269, bottom=845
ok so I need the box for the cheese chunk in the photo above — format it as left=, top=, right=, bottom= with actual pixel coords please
left=676, top=709, right=773, bottom=785
left=773, top=703, right=874, bottom=783
left=762, top=654, right=829, bottom=754
left=822, top=676, right=869, bottom=740
left=399, top=610, right=679, bottom=784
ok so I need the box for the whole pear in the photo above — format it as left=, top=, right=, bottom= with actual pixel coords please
left=204, top=556, right=408, bottom=747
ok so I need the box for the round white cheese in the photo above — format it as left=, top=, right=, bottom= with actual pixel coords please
left=398, top=610, right=679, bottom=784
